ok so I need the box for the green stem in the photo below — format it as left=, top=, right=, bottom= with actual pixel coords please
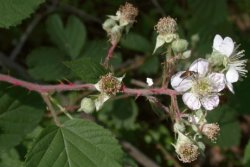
left=49, top=96, right=73, bottom=120
left=161, top=45, right=172, bottom=87
left=41, top=93, right=61, bottom=126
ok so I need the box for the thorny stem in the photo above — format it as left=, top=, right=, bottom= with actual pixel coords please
left=171, top=95, right=181, bottom=120
left=122, top=87, right=178, bottom=96
left=0, top=74, right=178, bottom=96
left=0, top=74, right=95, bottom=93
left=0, top=73, right=181, bottom=123
left=103, top=42, right=117, bottom=68
left=41, top=93, right=61, bottom=126
left=161, top=45, right=172, bottom=88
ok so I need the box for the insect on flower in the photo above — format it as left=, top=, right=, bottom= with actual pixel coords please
left=177, top=70, right=198, bottom=87
left=180, top=70, right=198, bottom=79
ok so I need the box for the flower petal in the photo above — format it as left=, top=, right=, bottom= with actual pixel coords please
left=94, top=93, right=110, bottom=111
left=94, top=81, right=101, bottom=92
left=189, top=58, right=209, bottom=76
left=201, top=95, right=219, bottom=111
left=213, top=35, right=234, bottom=57
left=213, top=34, right=223, bottom=51
left=117, top=74, right=125, bottom=82
left=208, top=73, right=225, bottom=92
left=226, top=67, right=239, bottom=83
left=171, top=71, right=193, bottom=92
left=221, top=37, right=234, bottom=57
left=182, top=92, right=201, bottom=110
left=226, top=81, right=234, bottom=94
left=146, top=78, right=154, bottom=86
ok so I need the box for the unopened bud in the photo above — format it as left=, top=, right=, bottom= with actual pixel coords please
left=197, top=141, right=205, bottom=152
left=173, top=121, right=185, bottom=133
left=78, top=98, right=95, bottom=114
left=155, top=16, right=177, bottom=35
left=200, top=123, right=220, bottom=141
left=102, top=18, right=117, bottom=32
left=171, top=39, right=188, bottom=53
left=181, top=50, right=191, bottom=59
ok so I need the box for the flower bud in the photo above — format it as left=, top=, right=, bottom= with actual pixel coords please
left=181, top=50, right=191, bottom=59
left=175, top=132, right=199, bottom=163
left=171, top=39, right=188, bottom=53
left=102, top=18, right=117, bottom=32
left=173, top=121, right=185, bottom=133
left=209, top=51, right=225, bottom=67
left=78, top=98, right=95, bottom=114
left=200, top=123, right=220, bottom=141
left=197, top=141, right=205, bottom=152
left=155, top=17, right=177, bottom=35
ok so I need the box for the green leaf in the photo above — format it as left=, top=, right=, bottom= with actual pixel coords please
left=187, top=0, right=231, bottom=54
left=26, top=47, right=70, bottom=81
left=0, top=0, right=44, bottom=28
left=0, top=149, right=23, bottom=167
left=65, top=57, right=107, bottom=83
left=244, top=139, right=250, bottom=166
left=25, top=119, right=124, bottom=167
left=80, top=40, right=108, bottom=61
left=139, top=56, right=160, bottom=75
left=121, top=32, right=152, bottom=52
left=0, top=84, right=45, bottom=152
left=207, top=106, right=241, bottom=148
left=80, top=40, right=122, bottom=67
left=98, top=99, right=138, bottom=130
left=46, top=14, right=87, bottom=59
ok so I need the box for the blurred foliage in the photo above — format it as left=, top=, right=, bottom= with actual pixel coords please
left=0, top=0, right=44, bottom=28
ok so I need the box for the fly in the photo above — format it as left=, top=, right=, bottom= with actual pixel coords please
left=180, top=70, right=198, bottom=79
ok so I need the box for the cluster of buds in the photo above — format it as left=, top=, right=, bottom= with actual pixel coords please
left=102, top=2, right=138, bottom=45
left=173, top=110, right=220, bottom=163
left=79, top=73, right=124, bottom=113
left=153, top=17, right=191, bottom=59
left=87, top=4, right=248, bottom=164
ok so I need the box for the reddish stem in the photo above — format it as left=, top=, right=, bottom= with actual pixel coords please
left=0, top=74, right=178, bottom=96
left=171, top=95, right=181, bottom=120
left=123, top=87, right=178, bottom=96
left=103, top=42, right=117, bottom=68
left=0, top=74, right=95, bottom=93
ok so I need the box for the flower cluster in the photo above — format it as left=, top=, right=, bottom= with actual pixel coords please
left=171, top=35, right=247, bottom=111
left=81, top=5, right=248, bottom=164
left=102, top=2, right=138, bottom=45
left=170, top=34, right=247, bottom=163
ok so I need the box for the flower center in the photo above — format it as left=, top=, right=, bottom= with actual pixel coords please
left=100, top=73, right=122, bottom=96
left=193, top=78, right=212, bottom=96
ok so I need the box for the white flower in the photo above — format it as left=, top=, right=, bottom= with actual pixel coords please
left=171, top=59, right=225, bottom=110
left=146, top=78, right=154, bottom=86
left=94, top=74, right=124, bottom=111
left=213, top=34, right=247, bottom=93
